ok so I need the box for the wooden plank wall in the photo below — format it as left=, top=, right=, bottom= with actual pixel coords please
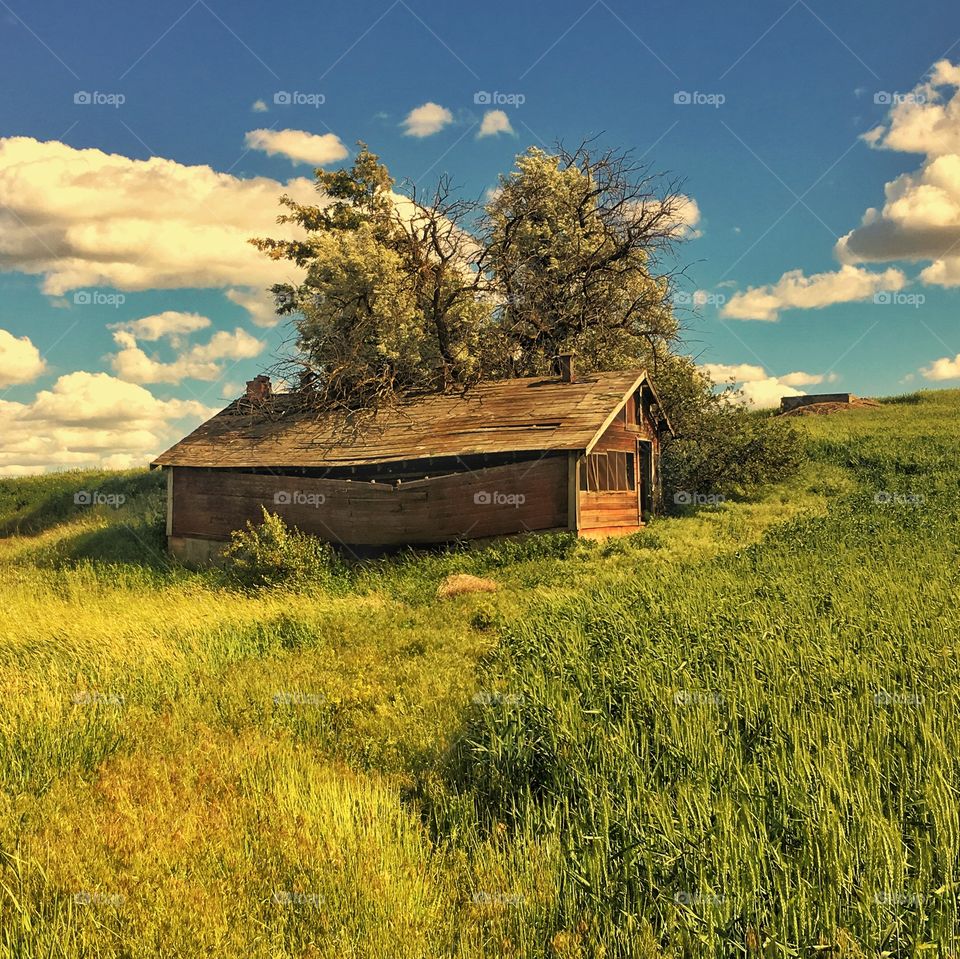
left=171, top=457, right=568, bottom=546
left=577, top=392, right=658, bottom=532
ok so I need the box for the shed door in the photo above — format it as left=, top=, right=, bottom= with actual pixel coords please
left=637, top=440, right=654, bottom=522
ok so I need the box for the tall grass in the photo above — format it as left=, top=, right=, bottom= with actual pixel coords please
left=0, top=390, right=957, bottom=956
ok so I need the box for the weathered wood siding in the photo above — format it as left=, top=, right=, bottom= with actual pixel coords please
left=170, top=456, right=567, bottom=546
left=576, top=389, right=660, bottom=533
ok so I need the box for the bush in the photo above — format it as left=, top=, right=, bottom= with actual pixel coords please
left=222, top=508, right=348, bottom=590
left=657, top=355, right=804, bottom=501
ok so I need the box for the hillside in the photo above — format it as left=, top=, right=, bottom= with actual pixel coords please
left=0, top=390, right=958, bottom=958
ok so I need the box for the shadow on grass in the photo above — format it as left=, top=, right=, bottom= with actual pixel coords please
left=44, top=520, right=171, bottom=569
left=0, top=470, right=164, bottom=538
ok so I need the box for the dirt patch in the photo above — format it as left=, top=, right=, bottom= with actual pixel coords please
left=437, top=573, right=499, bottom=599
left=779, top=398, right=881, bottom=417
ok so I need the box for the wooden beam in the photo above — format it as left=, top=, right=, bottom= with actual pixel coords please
left=567, top=452, right=581, bottom=532
left=166, top=467, right=173, bottom=538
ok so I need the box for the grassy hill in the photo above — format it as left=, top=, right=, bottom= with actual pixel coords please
left=0, top=390, right=958, bottom=958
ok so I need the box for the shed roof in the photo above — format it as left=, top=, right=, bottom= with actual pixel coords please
left=152, top=369, right=667, bottom=469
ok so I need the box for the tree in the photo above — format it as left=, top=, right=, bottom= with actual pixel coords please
left=481, top=143, right=685, bottom=377
left=656, top=354, right=803, bottom=500
left=251, top=145, right=489, bottom=408
left=251, top=141, right=802, bottom=498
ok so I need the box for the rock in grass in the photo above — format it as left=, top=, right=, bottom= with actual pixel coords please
left=437, top=573, right=498, bottom=599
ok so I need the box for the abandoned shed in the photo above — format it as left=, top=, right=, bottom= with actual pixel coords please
left=151, top=361, right=673, bottom=561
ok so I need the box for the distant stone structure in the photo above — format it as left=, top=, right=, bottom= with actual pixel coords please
left=780, top=393, right=855, bottom=413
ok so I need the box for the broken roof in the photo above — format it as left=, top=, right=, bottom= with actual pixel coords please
left=152, top=369, right=669, bottom=469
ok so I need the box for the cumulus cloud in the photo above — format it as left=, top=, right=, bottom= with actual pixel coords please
left=0, top=329, right=46, bottom=387
left=863, top=60, right=960, bottom=156
left=702, top=362, right=767, bottom=383
left=779, top=370, right=838, bottom=387
left=251, top=99, right=268, bottom=113
left=402, top=102, right=453, bottom=137
left=108, top=311, right=210, bottom=343
left=721, top=265, right=907, bottom=321
left=701, top=362, right=835, bottom=409
left=225, top=287, right=282, bottom=327
left=0, top=137, right=315, bottom=296
left=0, top=371, right=215, bottom=473
left=738, top=377, right=804, bottom=409
left=920, top=353, right=960, bottom=380
left=109, top=326, right=265, bottom=385
left=477, top=110, right=514, bottom=138
left=244, top=128, right=349, bottom=166
left=672, top=195, right=702, bottom=239
left=837, top=60, right=960, bottom=285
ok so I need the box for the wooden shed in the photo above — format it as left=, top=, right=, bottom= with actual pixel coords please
left=151, top=362, right=673, bottom=561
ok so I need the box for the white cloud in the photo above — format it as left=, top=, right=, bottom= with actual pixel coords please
left=0, top=137, right=316, bottom=296
left=0, top=329, right=46, bottom=387
left=672, top=195, right=702, bottom=239
left=477, top=110, right=514, bottom=138
left=920, top=353, right=960, bottom=380
left=0, top=371, right=215, bottom=473
left=838, top=60, right=960, bottom=285
left=864, top=60, right=960, bottom=156
left=251, top=99, right=268, bottom=113
left=721, top=265, right=907, bottom=321
left=701, top=362, right=835, bottom=409
left=226, top=287, right=282, bottom=327
left=702, top=362, right=767, bottom=383
left=244, top=128, right=349, bottom=166
left=739, top=377, right=804, bottom=409
left=108, top=311, right=210, bottom=342
left=109, top=326, right=265, bottom=385
left=780, top=370, right=838, bottom=387
left=402, top=102, right=453, bottom=137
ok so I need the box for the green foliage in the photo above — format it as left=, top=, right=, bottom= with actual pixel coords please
left=483, top=145, right=680, bottom=377
left=658, top=354, right=804, bottom=499
left=429, top=391, right=960, bottom=955
left=252, top=145, right=488, bottom=406
left=222, top=508, right=349, bottom=590
left=0, top=391, right=958, bottom=955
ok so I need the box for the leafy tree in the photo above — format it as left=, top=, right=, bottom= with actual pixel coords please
left=481, top=143, right=684, bottom=377
left=252, top=141, right=802, bottom=498
left=657, top=354, right=804, bottom=499
left=252, top=145, right=488, bottom=407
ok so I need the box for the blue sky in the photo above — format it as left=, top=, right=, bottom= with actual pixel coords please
left=1, top=0, right=960, bottom=471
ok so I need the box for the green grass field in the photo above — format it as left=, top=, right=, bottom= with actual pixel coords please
left=0, top=390, right=958, bottom=957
